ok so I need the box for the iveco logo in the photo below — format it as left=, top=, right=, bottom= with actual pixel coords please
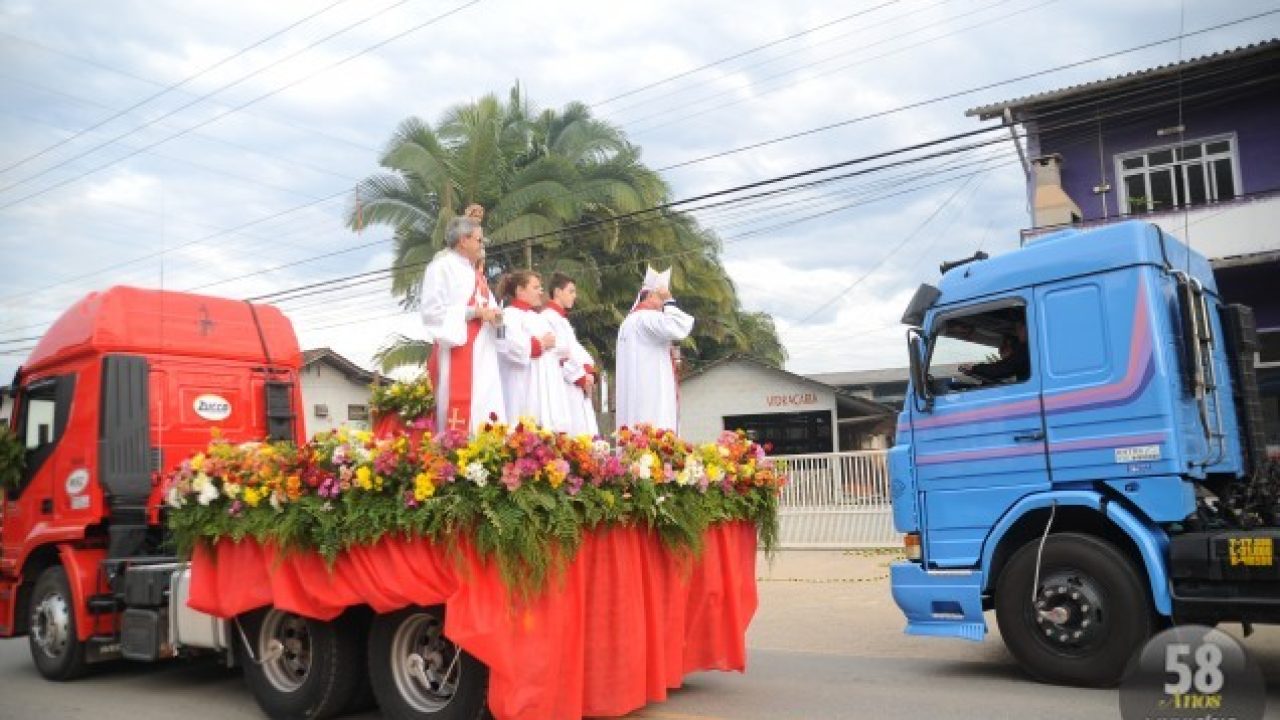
left=193, top=394, right=232, bottom=421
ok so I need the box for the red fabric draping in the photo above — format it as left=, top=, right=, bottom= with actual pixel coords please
left=189, top=522, right=758, bottom=720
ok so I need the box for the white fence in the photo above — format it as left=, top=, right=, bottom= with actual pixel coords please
left=771, top=450, right=899, bottom=548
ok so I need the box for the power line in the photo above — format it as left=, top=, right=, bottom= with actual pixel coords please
left=13, top=15, right=1269, bottom=307
left=620, top=0, right=1033, bottom=131
left=0, top=0, right=416, bottom=193
left=793, top=172, right=983, bottom=327
left=655, top=7, right=1280, bottom=171
left=589, top=1, right=901, bottom=107
left=6, top=53, right=1275, bottom=337
left=0, top=0, right=354, bottom=175
left=0, top=71, right=363, bottom=184
left=597, top=0, right=953, bottom=120
left=0, top=0, right=481, bottom=209
left=0, top=30, right=378, bottom=155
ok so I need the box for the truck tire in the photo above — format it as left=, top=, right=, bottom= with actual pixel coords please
left=237, top=608, right=362, bottom=720
left=368, top=606, right=490, bottom=720
left=28, top=565, right=89, bottom=681
left=995, top=532, right=1153, bottom=687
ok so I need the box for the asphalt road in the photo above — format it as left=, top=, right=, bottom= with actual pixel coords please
left=0, top=551, right=1277, bottom=720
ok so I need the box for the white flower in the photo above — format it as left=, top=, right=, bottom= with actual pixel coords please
left=637, top=464, right=652, bottom=480
left=222, top=482, right=241, bottom=499
left=592, top=439, right=612, bottom=455
left=465, top=462, right=490, bottom=487
left=166, top=486, right=187, bottom=509
left=639, top=453, right=655, bottom=468
left=196, top=480, right=219, bottom=506
left=269, top=491, right=283, bottom=512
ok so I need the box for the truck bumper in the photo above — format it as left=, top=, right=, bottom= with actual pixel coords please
left=890, top=562, right=986, bottom=641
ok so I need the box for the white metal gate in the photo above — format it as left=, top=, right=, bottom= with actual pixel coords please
left=772, top=450, right=899, bottom=548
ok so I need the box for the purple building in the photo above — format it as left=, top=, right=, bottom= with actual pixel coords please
left=966, top=39, right=1280, bottom=454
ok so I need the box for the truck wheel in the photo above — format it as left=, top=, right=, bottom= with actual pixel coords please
left=368, top=606, right=490, bottom=720
left=28, top=565, right=88, bottom=681
left=995, top=532, right=1153, bottom=687
left=237, top=608, right=362, bottom=720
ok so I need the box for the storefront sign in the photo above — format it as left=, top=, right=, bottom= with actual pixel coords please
left=765, top=392, right=819, bottom=408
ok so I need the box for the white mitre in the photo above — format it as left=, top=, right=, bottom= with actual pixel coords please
left=631, top=266, right=672, bottom=310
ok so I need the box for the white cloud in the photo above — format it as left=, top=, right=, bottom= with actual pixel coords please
left=1, top=0, right=1277, bottom=387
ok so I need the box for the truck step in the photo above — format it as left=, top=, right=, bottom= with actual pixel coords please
left=87, top=594, right=122, bottom=615
left=905, top=620, right=986, bottom=642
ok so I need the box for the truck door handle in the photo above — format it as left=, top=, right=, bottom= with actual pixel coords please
left=1014, top=431, right=1045, bottom=443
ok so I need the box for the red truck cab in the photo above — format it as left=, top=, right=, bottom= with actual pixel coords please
left=1, top=286, right=303, bottom=677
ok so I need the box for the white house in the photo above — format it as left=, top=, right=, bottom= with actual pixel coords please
left=299, top=348, right=389, bottom=438
left=680, top=356, right=896, bottom=455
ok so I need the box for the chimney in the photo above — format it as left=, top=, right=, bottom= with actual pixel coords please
left=1030, top=154, right=1082, bottom=228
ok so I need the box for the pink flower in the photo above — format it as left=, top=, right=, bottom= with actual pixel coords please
left=501, top=464, right=522, bottom=491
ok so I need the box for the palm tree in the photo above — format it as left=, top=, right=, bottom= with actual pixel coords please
left=350, top=84, right=784, bottom=374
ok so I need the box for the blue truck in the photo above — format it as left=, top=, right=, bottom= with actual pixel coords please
left=889, top=219, right=1275, bottom=687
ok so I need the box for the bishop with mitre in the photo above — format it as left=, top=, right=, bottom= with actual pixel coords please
left=614, top=266, right=695, bottom=432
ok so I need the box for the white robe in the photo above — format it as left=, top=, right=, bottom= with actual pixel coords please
left=541, top=305, right=600, bottom=437
left=497, top=304, right=573, bottom=431
left=615, top=304, right=695, bottom=432
left=419, top=250, right=506, bottom=434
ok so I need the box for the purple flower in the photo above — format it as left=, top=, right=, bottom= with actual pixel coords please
left=227, top=500, right=244, bottom=517
left=322, top=476, right=345, bottom=499
left=566, top=475, right=584, bottom=496
left=403, top=490, right=418, bottom=508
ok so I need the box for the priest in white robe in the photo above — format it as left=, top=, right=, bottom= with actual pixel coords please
left=615, top=267, right=695, bottom=432
left=420, top=215, right=507, bottom=434
left=495, top=271, right=574, bottom=431
left=542, top=272, right=600, bottom=436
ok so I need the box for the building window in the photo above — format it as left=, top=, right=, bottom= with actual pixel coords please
left=348, top=404, right=369, bottom=422
left=723, top=410, right=832, bottom=456
left=314, top=404, right=329, bottom=418
left=1117, top=135, right=1239, bottom=215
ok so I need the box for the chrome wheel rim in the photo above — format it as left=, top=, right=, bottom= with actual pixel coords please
left=260, top=610, right=312, bottom=692
left=31, top=590, right=70, bottom=659
left=390, top=612, right=461, bottom=713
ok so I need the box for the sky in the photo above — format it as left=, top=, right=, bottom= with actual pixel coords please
left=1, top=0, right=1277, bottom=382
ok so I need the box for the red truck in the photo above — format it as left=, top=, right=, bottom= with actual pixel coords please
left=0, top=287, right=415, bottom=717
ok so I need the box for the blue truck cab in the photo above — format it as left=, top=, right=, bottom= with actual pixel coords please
left=889, top=220, right=1273, bottom=686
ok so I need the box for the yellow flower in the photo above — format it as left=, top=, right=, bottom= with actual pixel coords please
left=243, top=487, right=262, bottom=507
left=414, top=473, right=436, bottom=501
left=190, top=454, right=206, bottom=472
left=355, top=466, right=373, bottom=491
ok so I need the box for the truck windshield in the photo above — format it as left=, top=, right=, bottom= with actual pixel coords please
left=929, top=305, right=1030, bottom=393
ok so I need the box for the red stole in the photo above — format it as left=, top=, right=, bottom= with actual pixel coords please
left=428, top=267, right=490, bottom=433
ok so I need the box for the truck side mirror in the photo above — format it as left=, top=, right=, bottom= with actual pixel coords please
left=907, top=330, right=934, bottom=412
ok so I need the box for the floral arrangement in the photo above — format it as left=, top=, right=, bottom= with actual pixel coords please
left=0, top=426, right=24, bottom=492
left=369, top=374, right=435, bottom=422
left=164, top=421, right=783, bottom=595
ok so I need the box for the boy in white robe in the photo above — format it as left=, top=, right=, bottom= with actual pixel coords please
left=542, top=273, right=600, bottom=436
left=495, top=271, right=574, bottom=431
left=420, top=216, right=506, bottom=434
left=615, top=267, right=695, bottom=432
